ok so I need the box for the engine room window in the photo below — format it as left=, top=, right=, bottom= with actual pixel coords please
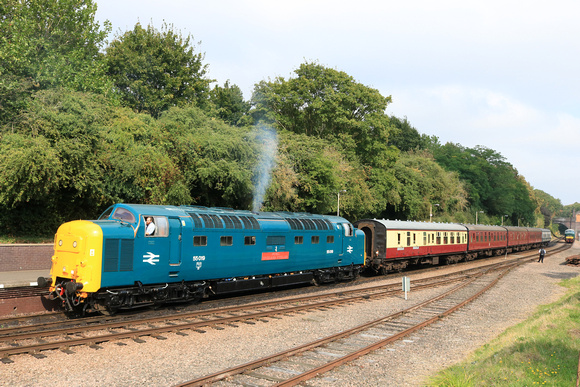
left=295, top=236, right=303, bottom=245
left=194, top=235, right=207, bottom=246
left=244, top=236, right=256, bottom=245
left=220, top=236, right=233, bottom=246
left=194, top=236, right=207, bottom=246
left=311, top=236, right=320, bottom=244
left=327, top=235, right=334, bottom=244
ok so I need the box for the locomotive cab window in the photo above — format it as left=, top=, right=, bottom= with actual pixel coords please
left=327, top=235, right=334, bottom=244
left=244, top=236, right=256, bottom=245
left=143, top=216, right=168, bottom=237
left=342, top=223, right=353, bottom=237
left=112, top=207, right=136, bottom=223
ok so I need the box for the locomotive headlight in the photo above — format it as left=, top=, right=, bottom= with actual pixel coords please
left=73, top=241, right=77, bottom=248
left=59, top=240, right=63, bottom=246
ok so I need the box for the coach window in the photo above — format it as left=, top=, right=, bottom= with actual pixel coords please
left=244, top=236, right=256, bottom=246
left=450, top=233, right=455, bottom=244
left=295, top=236, right=303, bottom=245
left=193, top=235, right=207, bottom=246
left=443, top=232, right=448, bottom=244
left=407, top=232, right=411, bottom=246
left=423, top=232, right=427, bottom=245
left=220, top=236, right=233, bottom=246
left=436, top=232, right=441, bottom=245
left=327, top=235, right=334, bottom=244
left=413, top=233, right=416, bottom=245
left=311, top=236, right=320, bottom=244
left=398, top=233, right=401, bottom=245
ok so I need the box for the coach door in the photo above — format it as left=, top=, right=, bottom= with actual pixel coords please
left=168, top=218, right=182, bottom=266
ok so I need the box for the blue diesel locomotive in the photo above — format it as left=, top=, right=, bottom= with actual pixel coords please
left=40, top=203, right=365, bottom=314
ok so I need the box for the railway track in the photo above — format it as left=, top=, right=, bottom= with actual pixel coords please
left=0, top=270, right=477, bottom=362
left=0, top=242, right=569, bottom=365
left=176, top=262, right=516, bottom=386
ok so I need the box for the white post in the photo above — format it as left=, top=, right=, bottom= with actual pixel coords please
left=402, top=276, right=410, bottom=300
left=337, top=190, right=346, bottom=217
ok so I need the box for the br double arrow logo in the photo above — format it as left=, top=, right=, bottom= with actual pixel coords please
left=143, top=252, right=160, bottom=265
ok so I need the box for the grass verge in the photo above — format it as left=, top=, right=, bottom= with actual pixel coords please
left=426, top=274, right=580, bottom=386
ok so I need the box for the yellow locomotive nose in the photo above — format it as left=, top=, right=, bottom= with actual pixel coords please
left=49, top=220, right=103, bottom=293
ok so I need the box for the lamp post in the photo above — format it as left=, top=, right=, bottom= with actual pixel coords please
left=430, top=203, right=439, bottom=222
left=337, top=190, right=346, bottom=217
left=476, top=210, right=484, bottom=225
left=501, top=214, right=508, bottom=226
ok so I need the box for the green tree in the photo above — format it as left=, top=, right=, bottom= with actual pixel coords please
left=158, top=106, right=256, bottom=208
left=209, top=80, right=251, bottom=126
left=263, top=131, right=377, bottom=219
left=432, top=142, right=536, bottom=223
left=386, top=150, right=468, bottom=220
left=105, top=22, right=212, bottom=118
left=388, top=116, right=426, bottom=151
left=0, top=89, right=188, bottom=235
left=0, top=0, right=112, bottom=95
left=251, top=62, right=395, bottom=167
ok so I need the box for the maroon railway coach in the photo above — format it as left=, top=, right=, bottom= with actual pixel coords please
left=463, top=224, right=508, bottom=259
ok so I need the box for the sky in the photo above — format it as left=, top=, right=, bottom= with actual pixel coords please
left=94, top=0, right=580, bottom=205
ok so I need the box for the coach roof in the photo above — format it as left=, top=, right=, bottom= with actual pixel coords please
left=357, top=219, right=467, bottom=232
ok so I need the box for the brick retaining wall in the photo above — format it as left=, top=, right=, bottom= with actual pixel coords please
left=0, top=244, right=53, bottom=271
